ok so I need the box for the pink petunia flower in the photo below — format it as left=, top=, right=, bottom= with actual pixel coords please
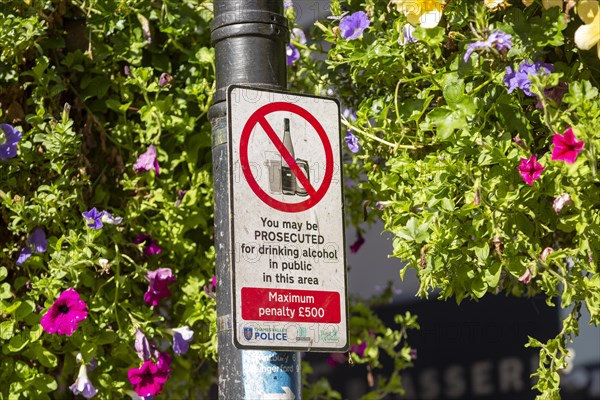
left=553, top=193, right=573, bottom=213
left=551, top=127, right=584, bottom=164
left=133, top=145, right=160, bottom=175
left=144, top=268, right=175, bottom=306
left=40, top=288, right=88, bottom=336
left=350, top=235, right=365, bottom=253
left=517, top=156, right=544, bottom=186
left=134, top=234, right=162, bottom=256
left=128, top=352, right=172, bottom=397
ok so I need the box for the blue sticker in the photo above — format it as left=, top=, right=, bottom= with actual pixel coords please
left=243, top=351, right=300, bottom=399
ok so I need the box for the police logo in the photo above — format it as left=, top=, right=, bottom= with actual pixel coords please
left=243, top=327, right=253, bottom=341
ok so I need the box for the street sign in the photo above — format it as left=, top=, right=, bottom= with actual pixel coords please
left=228, top=86, right=348, bottom=352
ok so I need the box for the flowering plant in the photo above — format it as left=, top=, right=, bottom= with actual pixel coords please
left=294, top=0, right=600, bottom=398
left=0, top=1, right=216, bottom=398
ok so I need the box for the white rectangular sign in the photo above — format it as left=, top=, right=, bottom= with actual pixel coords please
left=228, top=86, right=348, bottom=351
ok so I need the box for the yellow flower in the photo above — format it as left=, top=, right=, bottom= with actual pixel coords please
left=390, top=0, right=445, bottom=28
left=542, top=0, right=563, bottom=8
left=574, top=0, right=600, bottom=59
left=485, top=0, right=512, bottom=11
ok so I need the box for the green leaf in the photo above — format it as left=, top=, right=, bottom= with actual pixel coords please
left=474, top=244, right=490, bottom=263
left=80, top=342, right=97, bottom=363
left=0, top=267, right=7, bottom=281
left=14, top=300, right=35, bottom=321
left=425, top=107, right=466, bottom=139
left=95, top=331, right=117, bottom=345
left=30, top=374, right=57, bottom=392
left=0, top=283, right=12, bottom=300
left=396, top=218, right=430, bottom=244
left=0, top=321, right=15, bottom=340
left=7, top=334, right=29, bottom=352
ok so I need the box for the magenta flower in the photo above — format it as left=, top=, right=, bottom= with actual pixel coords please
left=172, top=326, right=194, bottom=355
left=339, top=11, right=370, bottom=40
left=144, top=268, right=175, bottom=306
left=134, top=145, right=160, bottom=175
left=517, top=156, right=544, bottom=186
left=211, top=275, right=217, bottom=287
left=551, top=127, right=584, bottom=164
left=128, top=352, right=172, bottom=397
left=326, top=352, right=348, bottom=366
left=350, top=235, right=365, bottom=253
left=17, top=227, right=47, bottom=265
left=69, top=363, right=98, bottom=398
left=349, top=341, right=367, bottom=358
left=40, top=288, right=88, bottom=336
left=134, top=234, right=162, bottom=256
left=0, top=123, right=22, bottom=160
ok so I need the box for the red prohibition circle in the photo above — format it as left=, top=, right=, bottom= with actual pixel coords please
left=239, top=102, right=334, bottom=213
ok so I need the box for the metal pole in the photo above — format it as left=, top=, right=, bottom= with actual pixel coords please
left=209, top=1, right=302, bottom=399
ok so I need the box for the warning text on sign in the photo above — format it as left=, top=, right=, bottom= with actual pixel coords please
left=242, top=287, right=341, bottom=323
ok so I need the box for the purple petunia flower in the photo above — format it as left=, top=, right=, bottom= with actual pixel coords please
left=0, top=123, right=22, bottom=160
left=101, top=211, right=123, bottom=225
left=463, top=30, right=513, bottom=62
left=70, top=363, right=98, bottom=398
left=284, top=0, right=292, bottom=9
left=504, top=61, right=554, bottom=97
left=82, top=208, right=104, bottom=229
left=286, top=44, right=300, bottom=65
left=135, top=329, right=152, bottom=361
left=342, top=108, right=357, bottom=122
left=40, top=288, right=88, bottom=336
left=144, top=268, right=175, bottom=306
left=134, top=234, right=163, bottom=256
left=159, top=73, right=172, bottom=87
left=375, top=201, right=389, bottom=210
left=339, top=11, right=370, bottom=40
left=17, top=227, right=47, bottom=265
left=175, top=190, right=187, bottom=207
left=344, top=131, right=360, bottom=153
left=172, top=326, right=194, bottom=355
left=134, top=145, right=160, bottom=175
left=536, top=82, right=568, bottom=109
left=398, top=24, right=418, bottom=45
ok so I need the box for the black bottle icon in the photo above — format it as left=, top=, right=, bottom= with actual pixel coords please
left=281, top=118, right=297, bottom=195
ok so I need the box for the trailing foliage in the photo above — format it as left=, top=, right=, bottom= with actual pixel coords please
left=291, top=0, right=600, bottom=398
left=1, top=1, right=217, bottom=398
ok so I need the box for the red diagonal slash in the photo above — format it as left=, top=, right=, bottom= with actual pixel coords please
left=257, top=117, right=317, bottom=197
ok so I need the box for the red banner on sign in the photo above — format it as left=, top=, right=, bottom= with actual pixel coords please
left=242, top=287, right=341, bottom=323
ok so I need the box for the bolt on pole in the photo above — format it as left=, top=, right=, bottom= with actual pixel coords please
left=209, top=1, right=302, bottom=399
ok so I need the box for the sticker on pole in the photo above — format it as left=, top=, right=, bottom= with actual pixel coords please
left=228, top=86, right=348, bottom=352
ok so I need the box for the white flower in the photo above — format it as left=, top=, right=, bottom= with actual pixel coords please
left=69, top=364, right=98, bottom=399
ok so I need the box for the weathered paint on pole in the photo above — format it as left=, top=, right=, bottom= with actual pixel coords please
left=209, top=1, right=302, bottom=398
